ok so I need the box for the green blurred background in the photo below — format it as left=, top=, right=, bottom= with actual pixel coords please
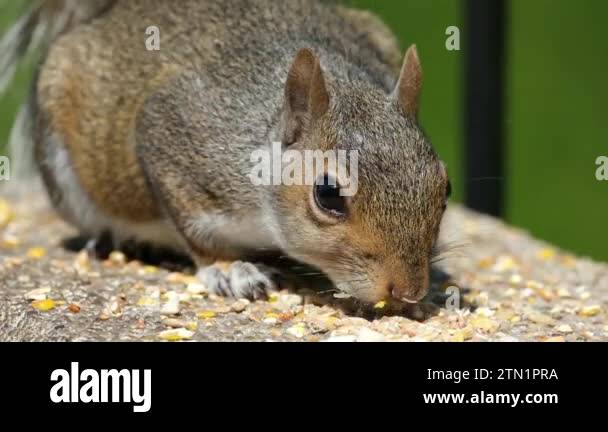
left=1, top=1, right=607, bottom=261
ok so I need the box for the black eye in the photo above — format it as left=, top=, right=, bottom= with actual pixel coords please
left=446, top=180, right=452, bottom=199
left=314, top=174, right=347, bottom=217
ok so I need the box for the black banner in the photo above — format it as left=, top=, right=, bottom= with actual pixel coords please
left=0, top=342, right=604, bottom=419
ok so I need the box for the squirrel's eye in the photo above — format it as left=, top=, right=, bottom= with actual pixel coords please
left=314, top=174, right=347, bottom=217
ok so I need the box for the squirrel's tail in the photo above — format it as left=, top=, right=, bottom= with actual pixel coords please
left=0, top=0, right=116, bottom=177
left=0, top=0, right=116, bottom=92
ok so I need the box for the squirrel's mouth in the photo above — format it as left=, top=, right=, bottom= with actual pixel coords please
left=398, top=297, right=419, bottom=304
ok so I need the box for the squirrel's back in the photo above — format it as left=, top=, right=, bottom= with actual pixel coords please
left=29, top=0, right=400, bottom=222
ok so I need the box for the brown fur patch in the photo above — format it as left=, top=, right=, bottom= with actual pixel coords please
left=36, top=19, right=181, bottom=222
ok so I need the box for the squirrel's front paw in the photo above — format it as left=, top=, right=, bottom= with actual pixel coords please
left=196, top=261, right=277, bottom=300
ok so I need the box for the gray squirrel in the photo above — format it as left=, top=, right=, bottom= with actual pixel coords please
left=0, top=0, right=451, bottom=305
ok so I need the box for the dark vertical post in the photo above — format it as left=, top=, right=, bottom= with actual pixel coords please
left=464, top=0, right=507, bottom=217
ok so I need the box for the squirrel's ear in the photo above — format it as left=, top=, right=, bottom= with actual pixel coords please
left=282, top=48, right=330, bottom=144
left=392, top=44, right=422, bottom=118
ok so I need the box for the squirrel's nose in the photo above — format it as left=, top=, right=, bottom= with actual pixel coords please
left=388, top=271, right=429, bottom=303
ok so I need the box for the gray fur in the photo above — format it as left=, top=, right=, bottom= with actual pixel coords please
left=3, top=0, right=449, bottom=304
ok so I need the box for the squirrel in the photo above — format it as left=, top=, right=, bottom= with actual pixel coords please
left=0, top=0, right=451, bottom=305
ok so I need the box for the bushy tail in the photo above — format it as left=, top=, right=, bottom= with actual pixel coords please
left=0, top=0, right=116, bottom=177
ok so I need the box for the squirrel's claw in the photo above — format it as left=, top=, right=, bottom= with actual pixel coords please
left=197, top=261, right=277, bottom=301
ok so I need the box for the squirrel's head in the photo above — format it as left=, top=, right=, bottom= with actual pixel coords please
left=271, top=46, right=450, bottom=305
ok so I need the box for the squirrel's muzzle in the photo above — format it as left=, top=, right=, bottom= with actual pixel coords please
left=386, top=264, right=430, bottom=303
